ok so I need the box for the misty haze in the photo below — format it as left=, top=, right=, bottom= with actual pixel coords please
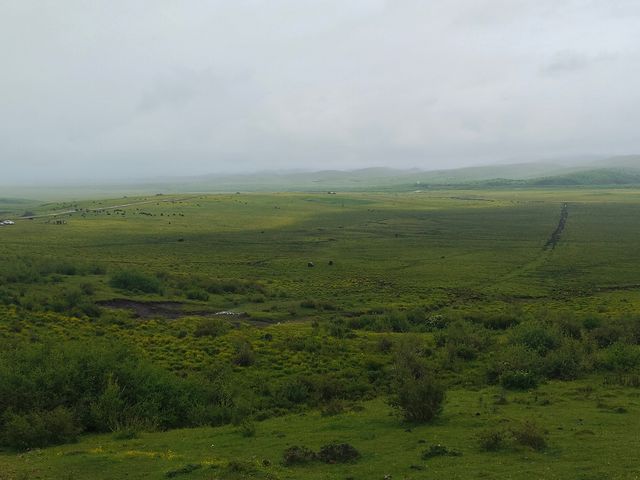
left=1, top=2, right=640, bottom=479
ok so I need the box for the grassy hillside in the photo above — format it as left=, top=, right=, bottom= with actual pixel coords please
left=529, top=168, right=640, bottom=186
left=2, top=189, right=640, bottom=478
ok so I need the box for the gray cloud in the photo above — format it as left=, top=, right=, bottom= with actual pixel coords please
left=1, top=0, right=640, bottom=184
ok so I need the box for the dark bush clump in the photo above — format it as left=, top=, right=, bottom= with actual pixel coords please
left=511, top=324, right=561, bottom=355
left=500, top=370, right=539, bottom=390
left=186, top=289, right=209, bottom=301
left=318, top=443, right=361, bottom=463
left=0, top=339, right=215, bottom=450
left=421, top=444, right=462, bottom=459
left=109, top=270, right=162, bottom=294
left=282, top=445, right=317, bottom=466
left=165, top=464, right=202, bottom=478
left=391, top=338, right=445, bottom=423
left=511, top=420, right=547, bottom=451
left=486, top=345, right=542, bottom=389
left=477, top=428, right=507, bottom=451
left=193, top=318, right=230, bottom=338
left=233, top=341, right=256, bottom=367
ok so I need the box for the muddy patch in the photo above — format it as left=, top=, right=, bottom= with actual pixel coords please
left=96, top=299, right=254, bottom=322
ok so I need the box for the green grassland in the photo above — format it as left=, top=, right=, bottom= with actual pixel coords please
left=1, top=188, right=640, bottom=479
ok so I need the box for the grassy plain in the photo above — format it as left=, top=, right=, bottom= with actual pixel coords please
left=1, top=188, right=640, bottom=479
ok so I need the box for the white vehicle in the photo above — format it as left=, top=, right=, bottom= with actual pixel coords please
left=1, top=220, right=15, bottom=225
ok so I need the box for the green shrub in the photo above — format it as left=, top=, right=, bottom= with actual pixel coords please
left=511, top=324, right=561, bottom=355
left=318, top=443, right=360, bottom=463
left=238, top=419, right=256, bottom=437
left=193, top=318, right=230, bottom=338
left=233, top=341, right=256, bottom=367
left=282, top=445, right=317, bottom=466
left=500, top=370, right=539, bottom=390
left=486, top=344, right=542, bottom=387
left=165, top=464, right=201, bottom=478
left=421, top=444, right=462, bottom=459
left=0, top=339, right=215, bottom=448
left=2, top=406, right=80, bottom=450
left=543, top=340, right=588, bottom=380
left=320, top=399, right=345, bottom=417
left=591, top=324, right=624, bottom=348
left=511, top=420, right=547, bottom=451
left=599, top=343, right=640, bottom=371
left=391, top=345, right=445, bottom=423
left=274, top=377, right=311, bottom=406
left=186, top=289, right=209, bottom=301
left=436, top=321, right=491, bottom=361
left=477, top=428, right=506, bottom=451
left=109, top=270, right=162, bottom=294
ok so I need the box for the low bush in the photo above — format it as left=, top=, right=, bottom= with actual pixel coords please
left=598, top=343, right=640, bottom=371
left=193, top=318, right=230, bottom=338
left=511, top=323, right=561, bottom=355
left=477, top=428, right=507, bottom=451
left=391, top=340, right=445, bottom=423
left=511, top=420, right=547, bottom=451
left=238, top=419, right=256, bottom=437
left=165, top=464, right=201, bottom=478
left=282, top=445, right=317, bottom=466
left=421, top=444, right=462, bottom=459
left=233, top=341, right=256, bottom=367
left=500, top=370, right=539, bottom=390
left=109, top=270, right=162, bottom=294
left=486, top=345, right=542, bottom=389
left=318, top=443, right=360, bottom=463
left=186, top=289, right=209, bottom=301
left=0, top=339, right=216, bottom=449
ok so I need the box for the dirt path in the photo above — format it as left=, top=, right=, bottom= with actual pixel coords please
left=544, top=202, right=568, bottom=250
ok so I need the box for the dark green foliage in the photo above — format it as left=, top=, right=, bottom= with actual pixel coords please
left=391, top=338, right=445, bottom=423
left=109, top=270, right=162, bottom=294
left=436, top=321, right=492, bottom=361
left=511, top=323, right=561, bottom=355
left=477, top=428, right=507, bottom=451
left=2, top=406, right=80, bottom=450
left=193, top=318, right=230, bottom=338
left=500, top=370, right=539, bottom=390
left=599, top=343, right=640, bottom=371
left=238, top=419, right=256, bottom=437
left=300, top=299, right=336, bottom=310
left=0, top=339, right=216, bottom=449
left=233, top=340, right=256, bottom=366
left=486, top=345, right=542, bottom=389
left=421, top=444, right=462, bottom=459
left=320, top=399, right=345, bottom=417
left=511, top=420, right=547, bottom=451
left=543, top=339, right=588, bottom=380
left=318, top=443, right=360, bottom=463
left=466, top=312, right=520, bottom=330
left=165, top=464, right=202, bottom=478
left=185, top=289, right=209, bottom=301
left=274, top=377, right=312, bottom=406
left=282, top=445, right=317, bottom=466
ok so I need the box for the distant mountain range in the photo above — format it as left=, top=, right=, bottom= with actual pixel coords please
left=4, top=155, right=640, bottom=200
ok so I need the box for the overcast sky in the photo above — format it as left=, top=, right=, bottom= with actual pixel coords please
left=1, top=0, right=640, bottom=183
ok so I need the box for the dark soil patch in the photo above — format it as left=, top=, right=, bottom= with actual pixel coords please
left=96, top=298, right=271, bottom=323
left=97, top=299, right=185, bottom=319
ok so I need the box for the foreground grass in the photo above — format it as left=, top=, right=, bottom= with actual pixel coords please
left=1, top=380, right=639, bottom=480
